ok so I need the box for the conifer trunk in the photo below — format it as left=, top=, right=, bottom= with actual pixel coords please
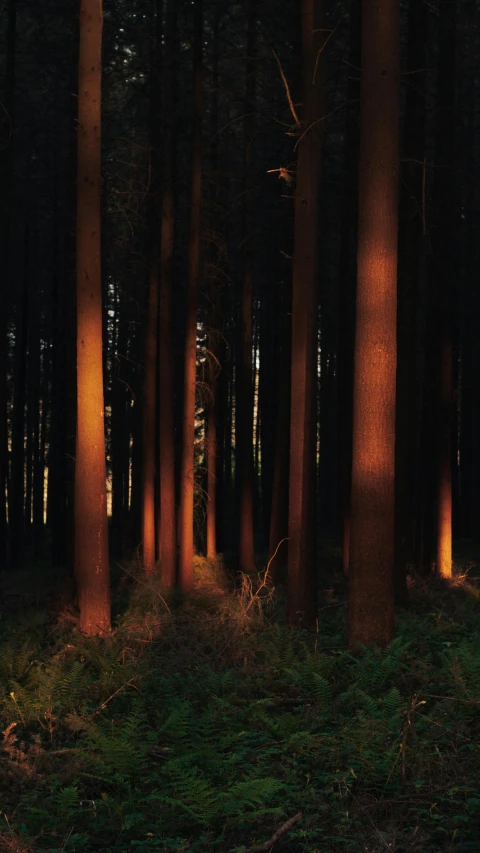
left=394, top=0, right=426, bottom=604
left=178, top=0, right=203, bottom=592
left=287, top=0, right=325, bottom=626
left=158, top=0, right=178, bottom=586
left=0, top=0, right=16, bottom=570
left=348, top=0, right=399, bottom=648
left=142, top=254, right=159, bottom=574
left=74, top=0, right=111, bottom=635
left=237, top=0, right=257, bottom=573
left=433, top=1, right=456, bottom=579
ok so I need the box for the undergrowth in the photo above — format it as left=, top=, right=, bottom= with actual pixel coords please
left=0, top=558, right=480, bottom=852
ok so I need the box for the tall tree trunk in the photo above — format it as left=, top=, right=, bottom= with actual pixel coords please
left=33, top=343, right=48, bottom=559
left=347, top=0, right=399, bottom=648
left=178, top=0, right=203, bottom=592
left=338, top=0, right=360, bottom=575
left=394, top=0, right=427, bottom=605
left=237, top=0, right=257, bottom=573
left=433, top=0, right=456, bottom=579
left=142, top=256, right=158, bottom=575
left=287, top=0, right=325, bottom=627
left=10, top=227, right=29, bottom=570
left=111, top=285, right=129, bottom=560
left=141, top=0, right=162, bottom=575
left=0, top=0, right=16, bottom=571
left=206, top=8, right=220, bottom=565
left=75, top=0, right=111, bottom=635
left=158, top=0, right=177, bottom=586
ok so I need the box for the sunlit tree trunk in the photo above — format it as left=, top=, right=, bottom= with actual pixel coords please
left=287, top=0, right=325, bottom=627
left=433, top=1, right=456, bottom=580
left=74, top=0, right=111, bottom=635
left=237, top=0, right=257, bottom=573
left=157, top=0, right=178, bottom=586
left=141, top=254, right=159, bottom=575
left=347, top=0, right=399, bottom=648
left=178, top=0, right=203, bottom=592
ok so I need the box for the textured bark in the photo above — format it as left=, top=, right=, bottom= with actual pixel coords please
left=338, top=0, right=360, bottom=575
left=347, top=0, right=399, bottom=648
left=74, top=0, right=111, bottom=635
left=287, top=0, right=325, bottom=627
left=158, top=0, right=177, bottom=586
left=141, top=257, right=158, bottom=574
left=0, top=0, right=15, bottom=571
left=111, top=287, right=130, bottom=560
left=268, top=350, right=290, bottom=579
left=432, top=1, right=456, bottom=580
left=178, top=0, right=202, bottom=592
left=394, top=0, right=426, bottom=605
left=10, top=228, right=29, bottom=570
left=237, top=0, right=257, bottom=573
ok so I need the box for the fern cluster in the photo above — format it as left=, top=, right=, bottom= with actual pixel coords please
left=1, top=581, right=480, bottom=852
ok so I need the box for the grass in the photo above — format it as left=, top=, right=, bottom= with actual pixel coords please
left=0, top=556, right=480, bottom=852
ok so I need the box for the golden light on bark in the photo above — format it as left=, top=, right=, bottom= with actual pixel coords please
left=74, top=0, right=111, bottom=636
left=347, top=0, right=399, bottom=649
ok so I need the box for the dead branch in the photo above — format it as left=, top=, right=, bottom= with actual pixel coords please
left=272, top=50, right=299, bottom=126
left=241, top=812, right=302, bottom=853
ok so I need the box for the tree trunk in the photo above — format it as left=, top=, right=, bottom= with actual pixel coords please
left=10, top=227, right=29, bottom=570
left=0, top=0, right=16, bottom=571
left=237, top=0, right=257, bottom=573
left=142, top=258, right=158, bottom=574
left=178, top=0, right=203, bottom=592
left=347, top=0, right=399, bottom=648
left=287, top=0, right=325, bottom=627
left=394, top=0, right=427, bottom=605
left=433, top=1, right=456, bottom=580
left=338, top=0, right=360, bottom=575
left=74, top=0, right=111, bottom=635
left=158, top=0, right=177, bottom=586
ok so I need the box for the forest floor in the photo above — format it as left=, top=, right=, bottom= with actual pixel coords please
left=1, top=550, right=480, bottom=853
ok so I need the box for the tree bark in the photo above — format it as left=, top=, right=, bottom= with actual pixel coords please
left=348, top=0, right=399, bottom=648
left=394, top=0, right=427, bottom=605
left=432, top=0, right=456, bottom=580
left=178, top=0, right=203, bottom=592
left=0, top=0, right=16, bottom=572
left=74, top=0, right=111, bottom=635
left=287, top=0, right=325, bottom=627
left=338, top=0, right=360, bottom=575
left=158, top=0, right=177, bottom=586
left=237, top=0, right=257, bottom=573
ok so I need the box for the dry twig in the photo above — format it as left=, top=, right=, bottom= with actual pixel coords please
left=239, top=812, right=302, bottom=853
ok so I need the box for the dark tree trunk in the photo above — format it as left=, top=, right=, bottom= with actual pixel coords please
left=394, top=0, right=427, bottom=605
left=237, top=0, right=257, bottom=573
left=0, top=0, right=16, bottom=571
left=157, top=0, right=178, bottom=586
left=287, top=0, right=325, bottom=627
left=337, top=0, right=360, bottom=575
left=432, top=0, right=456, bottom=579
left=178, top=0, right=203, bottom=592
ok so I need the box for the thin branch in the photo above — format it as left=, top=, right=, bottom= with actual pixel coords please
left=272, top=50, right=299, bottom=126
left=240, top=812, right=303, bottom=853
left=312, top=15, right=344, bottom=85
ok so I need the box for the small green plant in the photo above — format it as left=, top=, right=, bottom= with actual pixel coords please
left=1, top=569, right=480, bottom=852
